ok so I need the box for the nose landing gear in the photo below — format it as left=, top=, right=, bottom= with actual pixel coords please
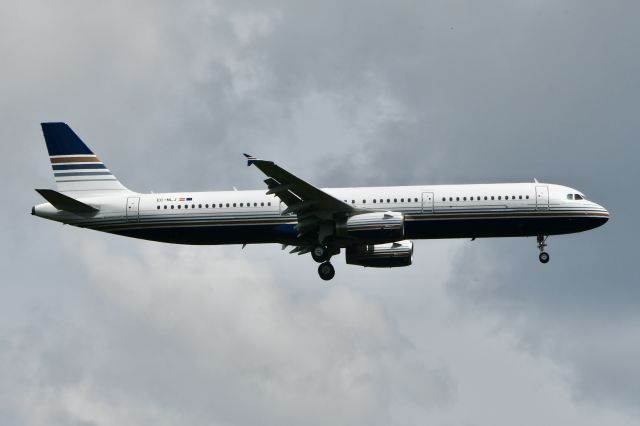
left=537, top=236, right=550, bottom=264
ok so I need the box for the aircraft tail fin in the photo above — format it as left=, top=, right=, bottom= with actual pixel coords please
left=35, top=189, right=99, bottom=213
left=41, top=122, right=131, bottom=195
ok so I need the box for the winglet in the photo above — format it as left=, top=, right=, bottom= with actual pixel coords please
left=243, top=153, right=257, bottom=166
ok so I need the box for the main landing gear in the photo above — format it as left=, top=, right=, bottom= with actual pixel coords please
left=318, top=261, right=335, bottom=281
left=537, top=235, right=550, bottom=264
left=312, top=245, right=336, bottom=281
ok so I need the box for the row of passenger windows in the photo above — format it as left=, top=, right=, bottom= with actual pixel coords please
left=342, top=198, right=420, bottom=204
left=156, top=201, right=272, bottom=210
left=441, top=195, right=530, bottom=202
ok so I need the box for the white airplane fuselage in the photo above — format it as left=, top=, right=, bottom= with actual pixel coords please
left=34, top=183, right=608, bottom=245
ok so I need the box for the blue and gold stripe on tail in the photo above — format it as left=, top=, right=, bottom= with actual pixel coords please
left=41, top=123, right=129, bottom=194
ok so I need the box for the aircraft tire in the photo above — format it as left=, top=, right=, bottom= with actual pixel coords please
left=312, top=245, right=329, bottom=263
left=539, top=252, right=550, bottom=264
left=318, top=262, right=335, bottom=281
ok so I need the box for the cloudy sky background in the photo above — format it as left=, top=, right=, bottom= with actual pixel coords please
left=1, top=0, right=638, bottom=424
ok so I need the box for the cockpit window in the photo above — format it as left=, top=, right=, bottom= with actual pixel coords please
left=567, top=194, right=573, bottom=200
left=575, top=194, right=584, bottom=200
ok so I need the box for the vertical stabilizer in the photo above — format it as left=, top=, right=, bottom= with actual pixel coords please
left=41, top=123, right=131, bottom=195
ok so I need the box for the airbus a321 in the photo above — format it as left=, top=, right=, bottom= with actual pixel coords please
left=32, top=123, right=609, bottom=280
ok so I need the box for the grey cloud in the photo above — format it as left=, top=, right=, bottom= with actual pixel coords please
left=1, top=0, right=639, bottom=424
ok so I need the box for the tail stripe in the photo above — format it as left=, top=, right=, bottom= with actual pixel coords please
left=54, top=171, right=113, bottom=177
left=52, top=164, right=107, bottom=170
left=50, top=156, right=101, bottom=163
left=41, top=122, right=130, bottom=194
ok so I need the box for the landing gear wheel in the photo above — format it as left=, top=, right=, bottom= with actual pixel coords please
left=536, top=236, right=549, bottom=264
left=312, top=245, right=329, bottom=263
left=318, top=262, right=335, bottom=281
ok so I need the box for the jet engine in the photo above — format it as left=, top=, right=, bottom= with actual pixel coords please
left=345, top=240, right=413, bottom=268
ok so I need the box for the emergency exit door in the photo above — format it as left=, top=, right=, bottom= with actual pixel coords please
left=126, top=197, right=140, bottom=222
left=535, top=186, right=549, bottom=211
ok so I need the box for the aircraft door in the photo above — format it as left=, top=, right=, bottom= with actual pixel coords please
left=421, top=192, right=434, bottom=213
left=535, top=186, right=549, bottom=210
left=126, top=197, right=140, bottom=222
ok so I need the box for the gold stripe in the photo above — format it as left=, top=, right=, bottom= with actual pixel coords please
left=50, top=156, right=100, bottom=163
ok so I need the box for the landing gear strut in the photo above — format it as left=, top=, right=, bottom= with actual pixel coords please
left=318, top=261, right=335, bottom=281
left=537, top=235, right=550, bottom=264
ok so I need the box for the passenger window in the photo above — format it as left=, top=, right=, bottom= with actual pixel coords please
left=463, top=197, right=467, bottom=201
left=380, top=199, right=383, bottom=203
left=261, top=202, right=264, bottom=206
left=363, top=199, right=366, bottom=203
left=178, top=205, right=181, bottom=209
left=518, top=196, right=522, bottom=200
left=449, top=197, right=453, bottom=201
left=414, top=198, right=418, bottom=202
left=171, top=205, right=174, bottom=209
left=456, top=197, right=460, bottom=201
left=484, top=196, right=488, bottom=200
left=394, top=198, right=397, bottom=203
left=498, top=196, right=501, bottom=200
left=268, top=202, right=271, bottom=206
left=442, top=197, right=446, bottom=202
left=387, top=199, right=390, bottom=203
left=184, top=205, right=188, bottom=209
left=157, top=206, right=160, bottom=209
left=401, top=198, right=404, bottom=202
left=226, top=203, right=229, bottom=207
left=233, top=203, right=236, bottom=207
left=526, top=195, right=529, bottom=199
left=240, top=203, right=243, bottom=207
left=373, top=199, right=377, bottom=203
left=352, top=200, right=355, bottom=204
left=164, top=205, right=167, bottom=209
left=491, top=196, right=494, bottom=200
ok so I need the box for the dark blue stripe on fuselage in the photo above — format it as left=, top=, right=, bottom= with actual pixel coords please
left=109, top=223, right=299, bottom=245
left=52, top=163, right=106, bottom=170
left=97, top=214, right=608, bottom=246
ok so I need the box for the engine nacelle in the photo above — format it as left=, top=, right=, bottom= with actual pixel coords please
left=345, top=240, right=414, bottom=268
left=339, top=211, right=404, bottom=242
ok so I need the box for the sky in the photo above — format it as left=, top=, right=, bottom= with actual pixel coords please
left=1, top=0, right=639, bottom=425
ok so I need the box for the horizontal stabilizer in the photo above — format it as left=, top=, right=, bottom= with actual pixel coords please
left=35, top=189, right=98, bottom=213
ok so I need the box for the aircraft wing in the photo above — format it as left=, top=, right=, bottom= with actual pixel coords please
left=244, top=154, right=355, bottom=239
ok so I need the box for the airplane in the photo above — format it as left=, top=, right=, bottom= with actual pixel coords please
left=32, top=122, right=609, bottom=281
